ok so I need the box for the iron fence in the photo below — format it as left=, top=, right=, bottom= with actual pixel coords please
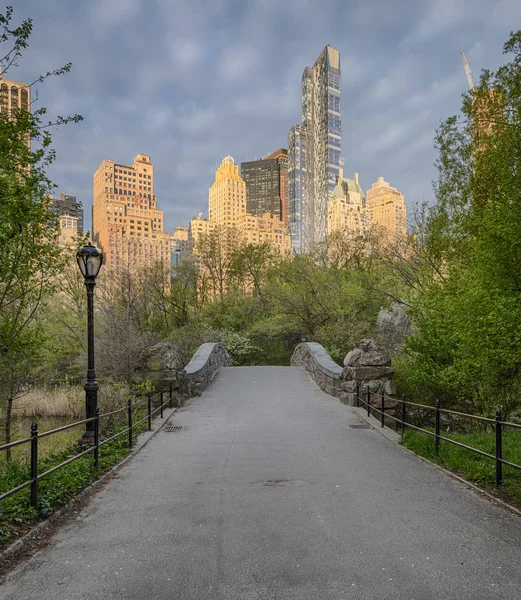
left=0, top=385, right=174, bottom=509
left=355, top=383, right=521, bottom=487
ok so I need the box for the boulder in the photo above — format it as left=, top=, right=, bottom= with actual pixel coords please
left=352, top=366, right=395, bottom=380
left=358, top=350, right=392, bottom=367
left=356, top=338, right=377, bottom=353
left=343, top=348, right=362, bottom=367
left=341, top=366, right=355, bottom=380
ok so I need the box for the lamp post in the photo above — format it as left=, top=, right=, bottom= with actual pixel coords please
left=76, top=244, right=103, bottom=445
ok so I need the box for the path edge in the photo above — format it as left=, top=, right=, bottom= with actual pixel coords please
left=0, top=406, right=177, bottom=564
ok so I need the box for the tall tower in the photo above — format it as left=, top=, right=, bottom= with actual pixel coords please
left=92, top=154, right=171, bottom=272
left=208, top=156, right=247, bottom=226
left=288, top=45, right=341, bottom=252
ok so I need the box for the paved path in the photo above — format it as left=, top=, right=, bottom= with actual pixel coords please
left=3, top=366, right=521, bottom=599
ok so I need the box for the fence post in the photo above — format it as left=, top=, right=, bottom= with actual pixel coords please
left=401, top=394, right=406, bottom=434
left=128, top=398, right=133, bottom=449
left=356, top=381, right=360, bottom=408
left=160, top=390, right=164, bottom=419
left=495, top=408, right=503, bottom=487
left=435, top=398, right=440, bottom=455
left=30, top=421, right=38, bottom=509
left=381, top=393, right=385, bottom=428
left=94, top=407, right=99, bottom=470
left=367, top=388, right=371, bottom=418
left=169, top=384, right=173, bottom=409
left=147, top=392, right=152, bottom=431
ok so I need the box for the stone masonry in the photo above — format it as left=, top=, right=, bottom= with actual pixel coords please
left=291, top=339, right=396, bottom=407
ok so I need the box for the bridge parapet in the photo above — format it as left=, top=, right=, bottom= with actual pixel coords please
left=178, top=343, right=229, bottom=401
left=291, top=342, right=348, bottom=403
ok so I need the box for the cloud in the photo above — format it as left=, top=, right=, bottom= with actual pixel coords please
left=7, top=0, right=521, bottom=235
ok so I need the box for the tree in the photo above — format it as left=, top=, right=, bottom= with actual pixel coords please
left=0, top=6, right=82, bottom=445
left=194, top=225, right=245, bottom=299
left=400, top=30, right=521, bottom=416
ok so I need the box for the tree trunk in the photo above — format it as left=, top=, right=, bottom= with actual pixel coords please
left=5, top=396, right=13, bottom=462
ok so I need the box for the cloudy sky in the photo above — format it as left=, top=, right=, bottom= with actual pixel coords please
left=8, top=0, right=521, bottom=232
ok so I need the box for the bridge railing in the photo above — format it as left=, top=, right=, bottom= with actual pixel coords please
left=0, top=386, right=175, bottom=509
left=355, top=384, right=521, bottom=487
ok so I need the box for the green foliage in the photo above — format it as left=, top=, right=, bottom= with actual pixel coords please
left=391, top=30, right=521, bottom=417
left=0, top=417, right=141, bottom=543
left=402, top=429, right=521, bottom=507
left=0, top=6, right=82, bottom=442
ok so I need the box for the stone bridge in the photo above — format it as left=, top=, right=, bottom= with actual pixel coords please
left=3, top=343, right=521, bottom=599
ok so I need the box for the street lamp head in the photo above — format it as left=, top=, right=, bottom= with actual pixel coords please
left=76, top=244, right=103, bottom=280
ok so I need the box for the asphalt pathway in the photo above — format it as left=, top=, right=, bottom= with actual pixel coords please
left=2, top=366, right=521, bottom=599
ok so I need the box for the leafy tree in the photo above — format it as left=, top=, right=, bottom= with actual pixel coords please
left=400, top=31, right=521, bottom=416
left=0, top=7, right=82, bottom=445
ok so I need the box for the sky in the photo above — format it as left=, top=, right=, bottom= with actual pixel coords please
left=7, top=0, right=521, bottom=233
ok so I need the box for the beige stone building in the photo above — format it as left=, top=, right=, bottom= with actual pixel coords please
left=209, top=156, right=247, bottom=226
left=92, top=154, right=171, bottom=272
left=328, top=170, right=368, bottom=237
left=204, top=156, right=291, bottom=255
left=366, top=177, right=407, bottom=243
left=0, top=72, right=30, bottom=115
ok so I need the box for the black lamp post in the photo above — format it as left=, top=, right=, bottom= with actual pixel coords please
left=76, top=244, right=103, bottom=445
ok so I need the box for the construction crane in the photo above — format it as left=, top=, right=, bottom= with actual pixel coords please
left=460, top=50, right=476, bottom=91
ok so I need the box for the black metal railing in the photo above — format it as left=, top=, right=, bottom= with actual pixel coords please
left=0, top=385, right=175, bottom=509
left=354, top=382, right=521, bottom=487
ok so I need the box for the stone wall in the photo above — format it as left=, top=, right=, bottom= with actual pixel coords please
left=291, top=342, right=349, bottom=403
left=291, top=339, right=396, bottom=408
left=177, top=343, right=230, bottom=402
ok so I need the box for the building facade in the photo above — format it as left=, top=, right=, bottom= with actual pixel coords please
left=92, top=154, right=171, bottom=272
left=0, top=73, right=30, bottom=116
left=366, top=177, right=407, bottom=244
left=288, top=45, right=342, bottom=252
left=208, top=156, right=247, bottom=226
left=241, top=158, right=281, bottom=220
left=327, top=170, right=368, bottom=236
left=172, top=225, right=190, bottom=265
left=188, top=156, right=291, bottom=257
left=51, top=193, right=84, bottom=233
left=263, top=148, right=288, bottom=226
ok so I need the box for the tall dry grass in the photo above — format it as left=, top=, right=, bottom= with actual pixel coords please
left=13, top=386, right=84, bottom=418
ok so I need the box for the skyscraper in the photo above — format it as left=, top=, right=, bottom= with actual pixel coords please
left=92, top=154, right=171, bottom=272
left=241, top=157, right=282, bottom=220
left=263, top=148, right=288, bottom=226
left=189, top=156, right=291, bottom=258
left=288, top=45, right=341, bottom=252
left=366, top=177, right=407, bottom=244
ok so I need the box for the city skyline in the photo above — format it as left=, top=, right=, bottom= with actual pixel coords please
left=8, top=0, right=521, bottom=234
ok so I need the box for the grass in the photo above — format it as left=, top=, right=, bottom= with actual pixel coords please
left=0, top=404, right=150, bottom=544
left=401, top=427, right=521, bottom=508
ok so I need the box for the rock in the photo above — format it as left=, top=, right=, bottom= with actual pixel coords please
left=358, top=350, right=392, bottom=367
left=134, top=343, right=183, bottom=388
left=384, top=379, right=397, bottom=396
left=341, top=366, right=355, bottom=380
left=356, top=338, right=377, bottom=353
left=353, top=366, right=395, bottom=380
left=367, top=379, right=383, bottom=393
left=341, top=380, right=358, bottom=393
left=137, top=343, right=182, bottom=373
left=343, top=348, right=362, bottom=367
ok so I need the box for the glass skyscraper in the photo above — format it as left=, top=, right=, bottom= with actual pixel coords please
left=288, top=45, right=342, bottom=252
